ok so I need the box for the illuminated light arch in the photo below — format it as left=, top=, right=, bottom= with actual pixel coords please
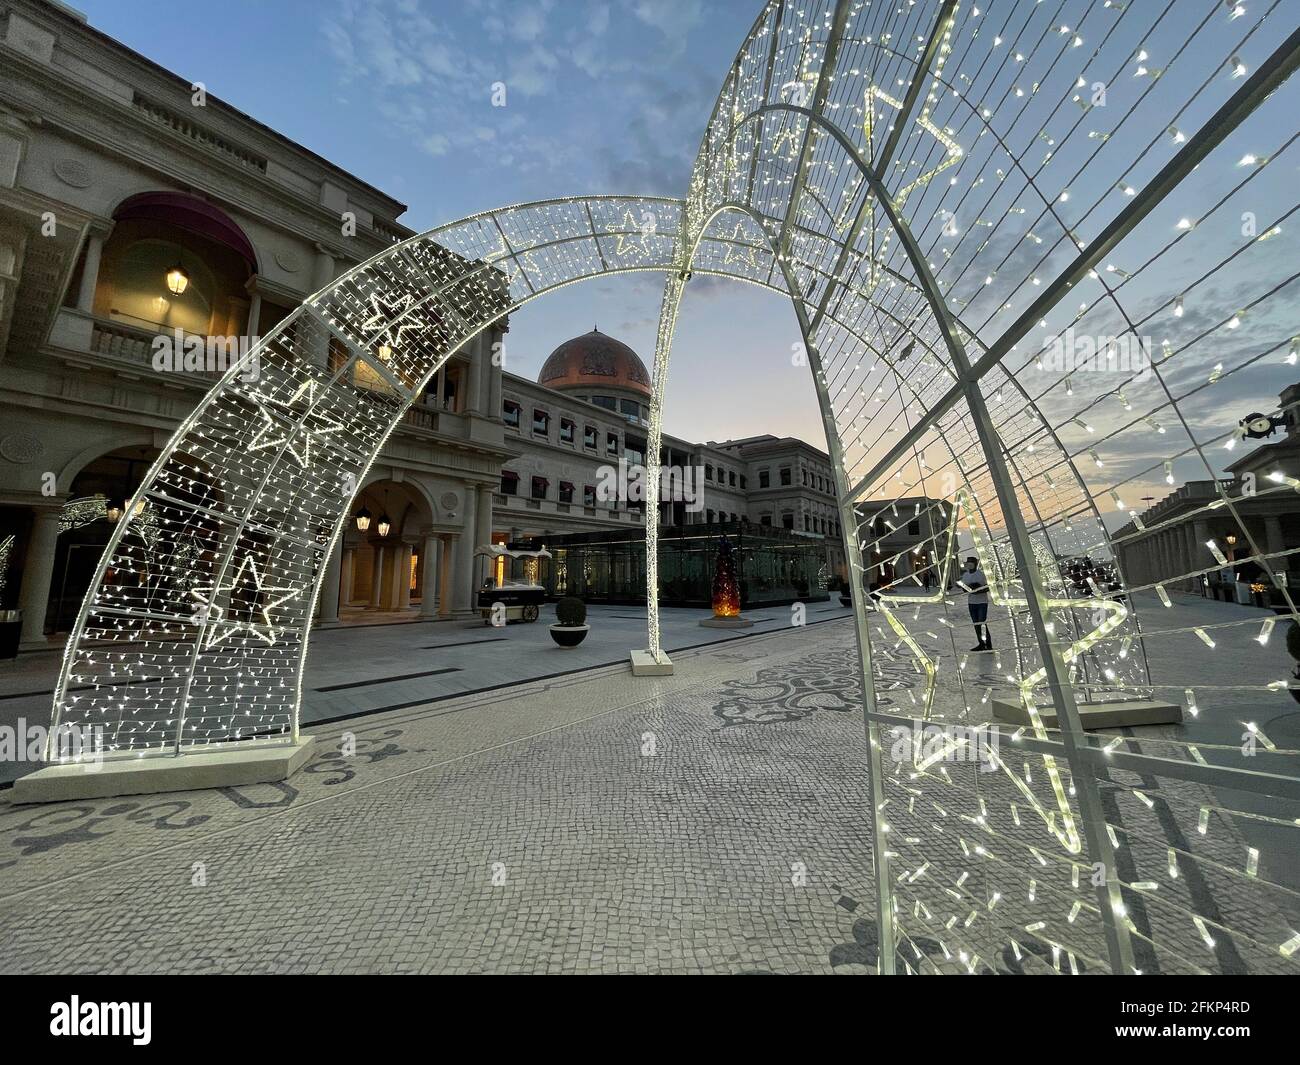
left=34, top=0, right=1300, bottom=977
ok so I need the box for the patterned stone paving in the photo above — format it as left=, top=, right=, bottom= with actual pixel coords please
left=0, top=612, right=1296, bottom=974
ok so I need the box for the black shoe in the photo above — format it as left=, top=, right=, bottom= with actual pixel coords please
left=969, top=644, right=986, bottom=653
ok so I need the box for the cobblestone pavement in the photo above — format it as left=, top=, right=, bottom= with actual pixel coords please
left=0, top=596, right=1296, bottom=974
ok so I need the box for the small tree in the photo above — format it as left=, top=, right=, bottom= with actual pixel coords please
left=555, top=596, right=587, bottom=626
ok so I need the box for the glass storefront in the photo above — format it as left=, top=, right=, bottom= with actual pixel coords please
left=529, top=522, right=829, bottom=606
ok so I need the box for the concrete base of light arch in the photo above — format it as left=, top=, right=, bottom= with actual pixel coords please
left=630, top=649, right=674, bottom=676
left=10, top=737, right=316, bottom=804
left=991, top=698, right=1183, bottom=730
left=698, top=615, right=755, bottom=629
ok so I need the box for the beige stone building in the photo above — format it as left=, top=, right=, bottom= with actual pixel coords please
left=0, top=0, right=510, bottom=647
left=0, top=0, right=843, bottom=651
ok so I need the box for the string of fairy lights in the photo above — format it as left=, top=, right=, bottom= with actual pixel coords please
left=633, top=0, right=1300, bottom=975
left=47, top=0, right=1300, bottom=975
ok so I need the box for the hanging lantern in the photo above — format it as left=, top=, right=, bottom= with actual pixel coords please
left=165, top=263, right=190, bottom=296
left=354, top=506, right=372, bottom=532
left=377, top=513, right=392, bottom=538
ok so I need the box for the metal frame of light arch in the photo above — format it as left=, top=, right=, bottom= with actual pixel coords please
left=640, top=1, right=1300, bottom=974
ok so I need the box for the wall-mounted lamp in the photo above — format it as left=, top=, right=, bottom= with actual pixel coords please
left=166, top=263, right=190, bottom=296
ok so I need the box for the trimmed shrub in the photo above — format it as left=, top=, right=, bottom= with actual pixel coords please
left=555, top=597, right=587, bottom=626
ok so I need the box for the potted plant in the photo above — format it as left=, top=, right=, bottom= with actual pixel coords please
left=549, top=596, right=590, bottom=647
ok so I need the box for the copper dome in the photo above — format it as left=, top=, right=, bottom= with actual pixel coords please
left=538, top=328, right=652, bottom=398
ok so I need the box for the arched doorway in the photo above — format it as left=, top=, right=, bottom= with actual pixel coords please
left=341, top=480, right=434, bottom=616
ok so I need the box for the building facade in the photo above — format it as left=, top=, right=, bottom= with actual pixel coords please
left=0, top=0, right=511, bottom=648
left=493, top=329, right=845, bottom=581
left=1113, top=382, right=1300, bottom=606
left=0, top=1, right=844, bottom=649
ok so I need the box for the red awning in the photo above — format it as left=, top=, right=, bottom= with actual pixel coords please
left=114, top=191, right=257, bottom=268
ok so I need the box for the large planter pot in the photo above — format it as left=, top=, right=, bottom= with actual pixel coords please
left=549, top=624, right=589, bottom=648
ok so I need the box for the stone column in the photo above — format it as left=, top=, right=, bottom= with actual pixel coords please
left=455, top=486, right=480, bottom=615
left=476, top=484, right=494, bottom=554
left=488, top=326, right=504, bottom=415
left=245, top=286, right=262, bottom=338
left=341, top=547, right=355, bottom=607
left=1265, top=514, right=1286, bottom=555
left=466, top=336, right=483, bottom=414
left=76, top=231, right=105, bottom=314
left=369, top=545, right=386, bottom=609
left=18, top=506, right=62, bottom=650
left=308, top=245, right=337, bottom=369
left=1182, top=524, right=1200, bottom=592
left=397, top=543, right=413, bottom=609
left=419, top=535, right=441, bottom=618
left=316, top=537, right=343, bottom=626
left=439, top=535, right=454, bottom=617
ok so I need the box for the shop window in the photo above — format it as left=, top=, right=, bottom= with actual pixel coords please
left=503, top=400, right=521, bottom=428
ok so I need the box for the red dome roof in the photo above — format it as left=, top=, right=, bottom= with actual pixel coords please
left=538, top=329, right=651, bottom=398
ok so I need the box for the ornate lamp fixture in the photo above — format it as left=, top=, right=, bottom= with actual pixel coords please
left=354, top=506, right=372, bottom=533
left=165, top=261, right=190, bottom=296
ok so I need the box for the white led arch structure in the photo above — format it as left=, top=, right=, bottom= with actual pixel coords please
left=48, top=0, right=1300, bottom=975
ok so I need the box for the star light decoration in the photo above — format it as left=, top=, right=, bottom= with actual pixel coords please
left=189, top=552, right=303, bottom=649
left=46, top=0, right=1300, bottom=976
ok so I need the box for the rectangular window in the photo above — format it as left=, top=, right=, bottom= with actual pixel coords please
left=780, top=467, right=792, bottom=486
left=782, top=513, right=794, bottom=530
left=583, top=484, right=596, bottom=508
left=761, top=514, right=772, bottom=526
left=533, top=409, right=549, bottom=436
left=740, top=475, right=747, bottom=489
left=531, top=476, right=548, bottom=500
left=728, top=471, right=736, bottom=487
left=584, top=425, right=598, bottom=449
left=500, top=470, right=519, bottom=496
left=804, top=514, right=811, bottom=531
left=558, top=481, right=574, bottom=504
left=705, top=464, right=714, bottom=481
left=560, top=418, right=575, bottom=444
left=759, top=469, right=770, bottom=488
left=502, top=400, right=521, bottom=429
left=606, top=432, right=619, bottom=456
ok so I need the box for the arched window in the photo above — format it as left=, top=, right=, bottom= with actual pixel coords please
left=95, top=192, right=256, bottom=336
